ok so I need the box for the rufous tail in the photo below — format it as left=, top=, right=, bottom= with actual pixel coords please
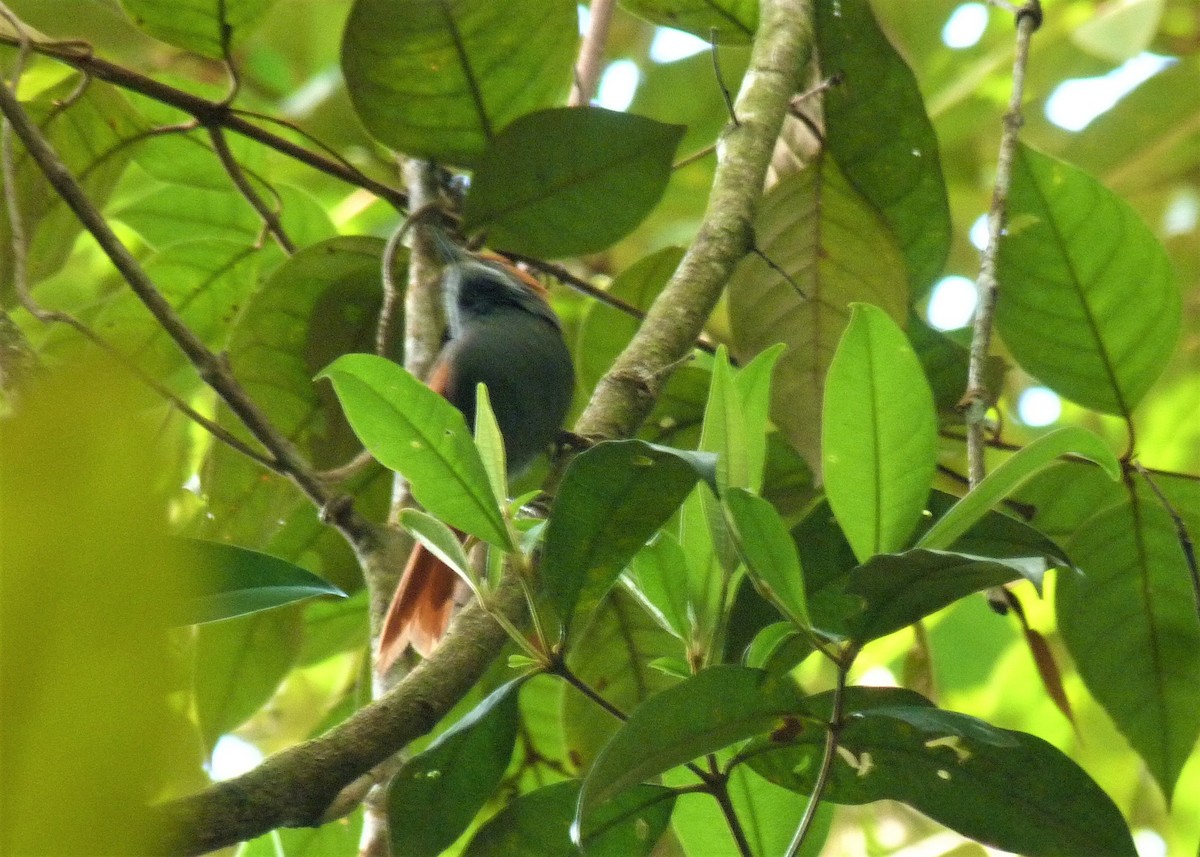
left=376, top=542, right=459, bottom=672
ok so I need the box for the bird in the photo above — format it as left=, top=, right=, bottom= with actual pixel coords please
left=375, top=230, right=574, bottom=672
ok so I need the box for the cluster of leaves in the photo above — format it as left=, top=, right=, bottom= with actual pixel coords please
left=2, top=0, right=1198, bottom=856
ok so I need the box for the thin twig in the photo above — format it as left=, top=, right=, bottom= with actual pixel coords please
left=207, top=125, right=296, bottom=254
left=963, top=1, right=1041, bottom=487
left=709, top=775, right=754, bottom=857
left=215, top=0, right=240, bottom=106
left=570, top=0, right=616, bottom=106
left=785, top=665, right=846, bottom=857
left=0, top=69, right=373, bottom=547
left=1134, top=460, right=1200, bottom=621
left=710, top=29, right=739, bottom=126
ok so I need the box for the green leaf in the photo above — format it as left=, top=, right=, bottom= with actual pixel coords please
left=729, top=161, right=909, bottom=469
left=921, top=490, right=1075, bottom=575
left=731, top=345, right=785, bottom=494
left=388, top=678, right=524, bottom=857
left=1058, top=500, right=1200, bottom=803
left=118, top=0, right=275, bottom=57
left=199, top=236, right=390, bottom=594
left=996, top=145, right=1180, bottom=416
left=463, top=781, right=673, bottom=857
left=541, top=440, right=716, bottom=627
left=177, top=539, right=345, bottom=625
left=462, top=108, right=684, bottom=257
left=835, top=549, right=1034, bottom=647
left=618, top=0, right=757, bottom=43
left=194, top=609, right=303, bottom=750
left=239, top=810, right=363, bottom=857
left=577, top=665, right=807, bottom=821
left=823, top=303, right=937, bottom=563
left=750, top=700, right=1136, bottom=857
left=474, top=384, right=508, bottom=509
left=723, top=488, right=810, bottom=629
left=907, top=315, right=1007, bottom=421
left=318, top=353, right=512, bottom=551
left=397, top=509, right=473, bottom=589
left=918, top=426, right=1121, bottom=552
left=628, top=532, right=693, bottom=641
left=816, top=0, right=951, bottom=295
left=341, top=0, right=576, bottom=166
left=1072, top=0, right=1164, bottom=61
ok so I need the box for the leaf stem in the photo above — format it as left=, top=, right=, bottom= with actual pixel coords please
left=785, top=665, right=846, bottom=857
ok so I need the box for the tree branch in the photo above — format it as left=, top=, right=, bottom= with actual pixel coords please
left=570, top=0, right=616, bottom=107
left=572, top=0, right=813, bottom=443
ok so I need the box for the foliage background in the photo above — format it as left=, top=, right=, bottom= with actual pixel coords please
left=1, top=0, right=1198, bottom=856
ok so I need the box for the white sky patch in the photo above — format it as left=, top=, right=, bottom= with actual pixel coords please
left=1163, top=188, right=1199, bottom=236
left=650, top=27, right=710, bottom=63
left=595, top=59, right=640, bottom=111
left=858, top=665, right=899, bottom=687
left=1133, top=829, right=1168, bottom=857
left=1017, top=386, right=1062, bottom=427
left=927, top=275, right=979, bottom=330
left=1045, top=53, right=1175, bottom=132
left=969, top=213, right=991, bottom=251
left=943, top=3, right=989, bottom=49
left=208, top=734, right=264, bottom=781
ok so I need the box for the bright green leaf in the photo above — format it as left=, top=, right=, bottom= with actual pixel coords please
left=823, top=303, right=937, bottom=563
left=118, top=0, right=275, bottom=57
left=474, top=384, right=508, bottom=509
left=723, top=488, right=810, bottom=629
left=619, top=0, right=757, bottom=42
left=318, top=353, right=512, bottom=550
left=397, top=509, right=474, bottom=591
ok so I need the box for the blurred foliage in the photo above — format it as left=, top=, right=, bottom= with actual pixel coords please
left=1, top=0, right=1198, bottom=855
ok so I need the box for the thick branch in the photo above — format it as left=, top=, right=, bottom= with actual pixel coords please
left=160, top=576, right=527, bottom=856
left=572, top=0, right=813, bottom=442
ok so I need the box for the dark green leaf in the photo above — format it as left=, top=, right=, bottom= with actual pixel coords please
left=177, top=539, right=345, bottom=625
left=628, top=532, right=693, bottom=641
left=997, top=145, right=1180, bottom=416
left=388, top=678, right=524, bottom=857
left=907, top=315, right=1007, bottom=421
left=318, top=353, right=512, bottom=550
left=577, top=666, right=807, bottom=821
left=462, top=108, right=684, bottom=257
left=542, top=440, right=716, bottom=626
left=823, top=303, right=937, bottom=563
left=750, top=701, right=1136, bottom=857
left=816, top=0, right=952, bottom=294
left=342, top=0, right=576, bottom=166
left=1058, top=500, right=1200, bottom=803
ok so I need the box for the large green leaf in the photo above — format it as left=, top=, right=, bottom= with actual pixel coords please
left=318, top=353, right=512, bottom=550
left=341, top=0, right=576, bottom=166
left=823, top=303, right=937, bottom=563
left=463, top=781, right=673, bottom=857
left=199, top=236, right=389, bottom=592
left=177, top=539, right=345, bottom=625
left=619, top=0, right=757, bottom=43
left=749, top=698, right=1136, bottom=857
left=628, top=532, right=693, bottom=641
left=388, top=678, right=524, bottom=857
left=541, top=440, right=716, bottom=627
left=815, top=0, right=951, bottom=295
left=461, top=108, right=684, bottom=258
left=996, top=145, right=1180, bottom=416
left=723, top=488, right=810, bottom=629
left=577, top=666, right=808, bottom=822
left=118, top=0, right=275, bottom=56
left=1058, top=499, right=1200, bottom=803
left=728, top=160, right=909, bottom=469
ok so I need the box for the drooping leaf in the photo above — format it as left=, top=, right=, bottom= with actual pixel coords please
left=723, top=488, right=810, bottom=629
left=996, top=145, right=1180, bottom=416
left=823, top=303, right=937, bottom=563
left=577, top=666, right=808, bottom=821
left=816, top=0, right=951, bottom=295
left=463, top=780, right=673, bottom=857
left=729, top=160, right=909, bottom=470
left=918, top=426, right=1121, bottom=552
left=118, top=0, right=275, bottom=57
left=473, top=384, right=508, bottom=509
left=749, top=698, right=1136, bottom=857
left=1058, top=499, right=1200, bottom=803
left=318, top=353, right=512, bottom=550
left=177, top=539, right=345, bottom=625
left=618, top=0, right=757, bottom=43
left=628, top=532, right=693, bottom=641
left=388, top=678, right=525, bottom=857
left=341, top=0, right=577, bottom=166
left=462, top=108, right=685, bottom=258
left=541, top=440, right=716, bottom=627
